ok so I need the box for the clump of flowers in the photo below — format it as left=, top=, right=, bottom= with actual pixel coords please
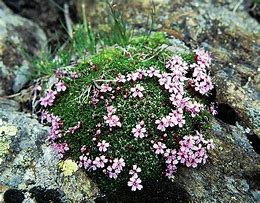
left=104, top=106, right=122, bottom=128
left=38, top=39, right=216, bottom=194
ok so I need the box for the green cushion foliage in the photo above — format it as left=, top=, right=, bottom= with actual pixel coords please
left=42, top=32, right=213, bottom=193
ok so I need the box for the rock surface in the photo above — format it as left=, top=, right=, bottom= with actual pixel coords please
left=175, top=119, right=260, bottom=202
left=0, top=1, right=46, bottom=96
left=3, top=0, right=78, bottom=50
left=0, top=100, right=98, bottom=203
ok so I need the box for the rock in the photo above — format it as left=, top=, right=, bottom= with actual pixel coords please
left=163, top=2, right=260, bottom=201
left=0, top=98, right=20, bottom=112
left=0, top=101, right=99, bottom=202
left=3, top=0, right=78, bottom=50
left=0, top=1, right=47, bottom=96
left=175, top=118, right=260, bottom=202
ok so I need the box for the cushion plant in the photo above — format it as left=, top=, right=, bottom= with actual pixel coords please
left=38, top=33, right=216, bottom=193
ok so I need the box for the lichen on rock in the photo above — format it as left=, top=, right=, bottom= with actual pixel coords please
left=0, top=99, right=98, bottom=202
left=0, top=118, right=18, bottom=164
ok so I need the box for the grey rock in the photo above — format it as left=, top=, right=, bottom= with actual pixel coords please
left=0, top=98, right=20, bottom=111
left=174, top=0, right=260, bottom=138
left=0, top=102, right=99, bottom=202
left=0, top=1, right=47, bottom=96
left=174, top=119, right=260, bottom=202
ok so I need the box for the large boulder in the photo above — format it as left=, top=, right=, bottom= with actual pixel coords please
left=0, top=100, right=98, bottom=202
left=174, top=118, right=260, bottom=202
left=0, top=1, right=46, bottom=96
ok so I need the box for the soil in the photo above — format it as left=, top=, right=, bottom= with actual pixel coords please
left=95, top=179, right=190, bottom=203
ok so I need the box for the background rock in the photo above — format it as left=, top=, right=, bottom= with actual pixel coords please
left=175, top=119, right=260, bottom=202
left=0, top=1, right=47, bottom=96
left=3, top=0, right=78, bottom=50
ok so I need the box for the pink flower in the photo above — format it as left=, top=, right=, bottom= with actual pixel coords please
left=52, top=142, right=69, bottom=158
left=206, top=139, right=215, bottom=150
left=40, top=89, right=57, bottom=107
left=164, top=81, right=175, bottom=93
left=195, top=48, right=212, bottom=68
left=104, top=114, right=121, bottom=128
left=112, top=158, right=125, bottom=171
left=136, top=69, right=147, bottom=79
left=67, top=121, right=81, bottom=134
left=131, top=84, right=145, bottom=98
left=70, top=72, right=79, bottom=79
left=40, top=97, right=52, bottom=107
left=158, top=73, right=170, bottom=86
left=100, top=84, right=112, bottom=93
left=170, top=110, right=185, bottom=128
left=166, top=55, right=186, bottom=69
left=155, top=117, right=169, bottom=131
left=106, top=106, right=117, bottom=114
left=190, top=62, right=214, bottom=95
left=176, top=132, right=213, bottom=168
left=153, top=142, right=166, bottom=154
left=147, top=66, right=161, bottom=77
left=55, top=69, right=68, bottom=78
left=106, top=166, right=120, bottom=179
left=79, top=155, right=92, bottom=169
left=193, top=76, right=214, bottom=95
left=185, top=101, right=203, bottom=117
left=93, top=155, right=108, bottom=168
left=127, top=72, right=139, bottom=81
left=127, top=174, right=143, bottom=191
left=191, top=63, right=206, bottom=80
left=116, top=74, right=126, bottom=83
left=164, top=149, right=178, bottom=164
left=55, top=81, right=67, bottom=92
left=80, top=146, right=87, bottom=153
left=164, top=149, right=178, bottom=177
left=97, top=140, right=110, bottom=152
left=209, top=103, right=218, bottom=115
left=129, top=164, right=141, bottom=175
left=132, top=121, right=147, bottom=138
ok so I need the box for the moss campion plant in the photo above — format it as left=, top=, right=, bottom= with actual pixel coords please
left=37, top=33, right=217, bottom=193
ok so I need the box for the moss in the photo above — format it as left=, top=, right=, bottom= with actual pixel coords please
left=130, top=32, right=168, bottom=48
left=45, top=33, right=213, bottom=193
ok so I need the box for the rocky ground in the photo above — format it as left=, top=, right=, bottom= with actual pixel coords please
left=0, top=0, right=259, bottom=202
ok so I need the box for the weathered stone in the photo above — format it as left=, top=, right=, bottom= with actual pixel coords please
left=0, top=101, right=99, bottom=202
left=174, top=118, right=260, bottom=202
left=0, top=1, right=47, bottom=96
